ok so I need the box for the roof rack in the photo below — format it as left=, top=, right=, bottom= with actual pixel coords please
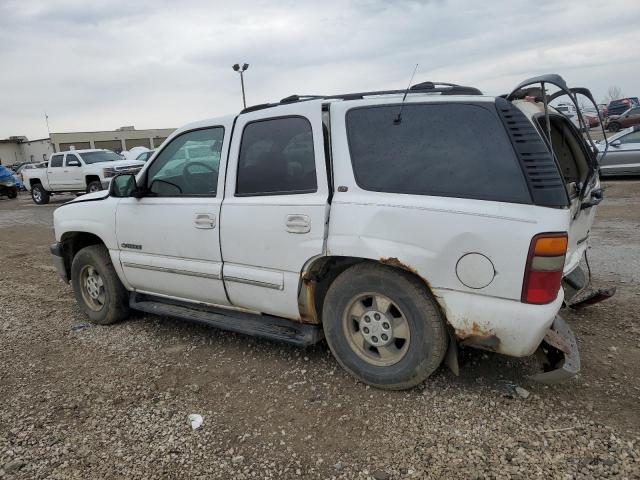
left=240, top=82, right=483, bottom=114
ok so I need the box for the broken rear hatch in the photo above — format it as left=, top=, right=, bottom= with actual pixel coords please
left=507, top=74, right=613, bottom=306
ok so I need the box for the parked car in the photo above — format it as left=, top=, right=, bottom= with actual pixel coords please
left=607, top=97, right=640, bottom=116
left=0, top=165, right=18, bottom=199
left=122, top=146, right=151, bottom=161
left=606, top=106, right=640, bottom=132
left=22, top=149, right=144, bottom=205
left=51, top=74, right=607, bottom=389
left=136, top=149, right=155, bottom=162
left=597, top=125, right=640, bottom=176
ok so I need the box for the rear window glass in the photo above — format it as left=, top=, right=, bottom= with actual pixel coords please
left=346, top=103, right=531, bottom=203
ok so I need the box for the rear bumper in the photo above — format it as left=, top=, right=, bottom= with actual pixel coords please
left=434, top=288, right=563, bottom=357
left=529, top=315, right=580, bottom=383
left=50, top=242, right=69, bottom=283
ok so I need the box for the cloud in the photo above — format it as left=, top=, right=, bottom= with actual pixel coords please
left=1, top=0, right=639, bottom=139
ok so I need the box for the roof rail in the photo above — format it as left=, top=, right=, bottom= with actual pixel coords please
left=240, top=82, right=482, bottom=114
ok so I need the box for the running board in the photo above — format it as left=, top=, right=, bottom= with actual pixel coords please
left=130, top=293, right=324, bottom=346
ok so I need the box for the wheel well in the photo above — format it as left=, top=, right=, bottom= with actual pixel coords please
left=59, top=232, right=105, bottom=279
left=29, top=178, right=42, bottom=188
left=85, top=175, right=101, bottom=185
left=299, top=256, right=436, bottom=325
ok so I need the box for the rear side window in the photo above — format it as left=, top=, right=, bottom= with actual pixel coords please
left=236, top=117, right=317, bottom=196
left=346, top=104, right=531, bottom=203
left=50, top=155, right=63, bottom=167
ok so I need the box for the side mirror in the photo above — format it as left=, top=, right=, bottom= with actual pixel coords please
left=611, top=140, right=621, bottom=148
left=67, top=159, right=81, bottom=167
left=110, top=173, right=139, bottom=198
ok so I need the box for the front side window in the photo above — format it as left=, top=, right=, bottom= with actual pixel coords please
left=146, top=127, right=224, bottom=196
left=65, top=154, right=80, bottom=166
left=346, top=103, right=531, bottom=203
left=50, top=154, right=64, bottom=167
left=236, top=117, right=317, bottom=196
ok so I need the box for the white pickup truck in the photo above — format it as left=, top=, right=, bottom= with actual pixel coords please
left=23, top=149, right=144, bottom=204
left=50, top=75, right=613, bottom=389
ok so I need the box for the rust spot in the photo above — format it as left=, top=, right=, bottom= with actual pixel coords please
left=455, top=321, right=501, bottom=352
left=298, top=277, right=320, bottom=325
left=379, top=257, right=420, bottom=276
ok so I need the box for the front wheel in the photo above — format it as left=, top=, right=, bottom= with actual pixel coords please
left=31, top=184, right=50, bottom=204
left=71, top=245, right=130, bottom=325
left=608, top=122, right=621, bottom=133
left=322, top=263, right=448, bottom=390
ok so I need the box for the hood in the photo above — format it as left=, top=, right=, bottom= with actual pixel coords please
left=608, top=114, right=621, bottom=121
left=89, top=159, right=144, bottom=169
left=63, top=190, right=109, bottom=205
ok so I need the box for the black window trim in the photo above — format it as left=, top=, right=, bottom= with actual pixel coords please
left=234, top=114, right=319, bottom=197
left=345, top=101, right=534, bottom=205
left=143, top=125, right=225, bottom=198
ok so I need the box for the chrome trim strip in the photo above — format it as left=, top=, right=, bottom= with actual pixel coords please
left=122, top=262, right=221, bottom=280
left=223, top=275, right=283, bottom=290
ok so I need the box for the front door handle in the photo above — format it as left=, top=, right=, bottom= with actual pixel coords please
left=194, top=213, right=216, bottom=229
left=285, top=214, right=310, bottom=234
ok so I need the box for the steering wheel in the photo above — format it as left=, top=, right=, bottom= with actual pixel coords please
left=181, top=162, right=217, bottom=192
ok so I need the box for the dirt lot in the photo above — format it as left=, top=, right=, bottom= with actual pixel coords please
left=1, top=183, right=639, bottom=479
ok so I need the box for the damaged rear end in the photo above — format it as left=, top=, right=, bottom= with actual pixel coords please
left=507, top=74, right=614, bottom=382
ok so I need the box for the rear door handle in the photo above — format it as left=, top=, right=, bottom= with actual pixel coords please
left=285, top=214, right=310, bottom=234
left=194, top=213, right=216, bottom=229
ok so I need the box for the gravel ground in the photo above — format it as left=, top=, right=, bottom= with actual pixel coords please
left=1, top=184, right=639, bottom=479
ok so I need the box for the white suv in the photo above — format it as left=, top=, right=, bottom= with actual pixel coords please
left=50, top=75, right=610, bottom=389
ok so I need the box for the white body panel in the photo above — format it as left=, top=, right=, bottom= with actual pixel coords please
left=114, top=117, right=234, bottom=306
left=220, top=101, right=330, bottom=320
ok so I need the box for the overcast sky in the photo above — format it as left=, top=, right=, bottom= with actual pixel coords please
left=1, top=0, right=639, bottom=139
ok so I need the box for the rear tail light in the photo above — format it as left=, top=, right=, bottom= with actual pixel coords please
left=521, top=233, right=568, bottom=304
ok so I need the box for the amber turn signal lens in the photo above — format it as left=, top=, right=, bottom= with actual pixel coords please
left=534, top=236, right=568, bottom=257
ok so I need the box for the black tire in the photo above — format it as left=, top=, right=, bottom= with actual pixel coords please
left=8, top=190, right=17, bottom=199
left=608, top=122, right=621, bottom=133
left=86, top=181, right=102, bottom=194
left=71, top=244, right=130, bottom=325
left=31, top=184, right=50, bottom=204
left=322, top=263, right=447, bottom=390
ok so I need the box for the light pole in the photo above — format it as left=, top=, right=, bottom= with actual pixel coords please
left=232, top=63, right=249, bottom=109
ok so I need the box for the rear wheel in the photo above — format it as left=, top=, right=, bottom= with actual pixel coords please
left=322, top=263, right=447, bottom=390
left=71, top=244, right=130, bottom=325
left=8, top=189, right=17, bottom=199
left=31, top=184, right=49, bottom=204
left=86, top=181, right=102, bottom=194
left=608, top=122, right=621, bottom=132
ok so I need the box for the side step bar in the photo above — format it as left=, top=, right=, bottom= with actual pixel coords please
left=130, top=293, right=324, bottom=347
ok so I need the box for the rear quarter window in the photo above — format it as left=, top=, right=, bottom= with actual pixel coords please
left=346, top=103, right=531, bottom=204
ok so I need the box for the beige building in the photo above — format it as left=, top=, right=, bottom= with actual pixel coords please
left=50, top=126, right=175, bottom=153
left=0, top=137, right=54, bottom=166
left=0, top=126, right=175, bottom=167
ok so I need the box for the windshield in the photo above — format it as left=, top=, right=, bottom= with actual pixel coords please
left=78, top=151, right=122, bottom=164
